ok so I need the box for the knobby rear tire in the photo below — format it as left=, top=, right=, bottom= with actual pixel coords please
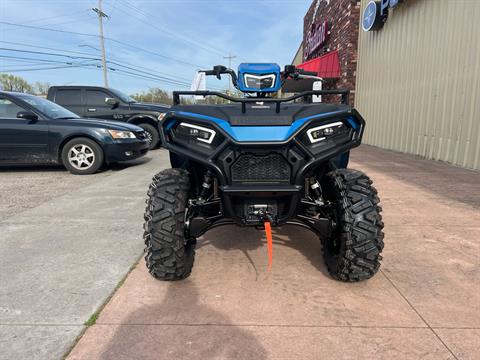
left=322, top=169, right=384, bottom=282
left=143, top=168, right=195, bottom=280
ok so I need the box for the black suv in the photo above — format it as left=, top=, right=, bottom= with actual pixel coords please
left=47, top=86, right=169, bottom=149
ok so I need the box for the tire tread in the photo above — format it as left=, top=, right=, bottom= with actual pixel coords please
left=322, top=169, right=384, bottom=282
left=143, top=168, right=195, bottom=280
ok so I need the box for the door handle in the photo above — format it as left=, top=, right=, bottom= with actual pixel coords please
left=87, top=108, right=97, bottom=112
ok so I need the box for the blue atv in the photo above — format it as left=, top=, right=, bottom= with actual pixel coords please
left=143, top=63, right=384, bottom=282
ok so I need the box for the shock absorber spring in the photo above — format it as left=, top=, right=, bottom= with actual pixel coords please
left=198, top=170, right=214, bottom=201
left=310, top=177, right=324, bottom=205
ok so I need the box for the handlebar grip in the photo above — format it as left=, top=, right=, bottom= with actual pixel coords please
left=297, top=69, right=318, bottom=76
left=201, top=70, right=216, bottom=75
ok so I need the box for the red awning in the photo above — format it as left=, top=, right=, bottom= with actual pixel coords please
left=297, top=50, right=341, bottom=78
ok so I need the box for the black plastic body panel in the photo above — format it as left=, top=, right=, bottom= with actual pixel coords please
left=160, top=105, right=364, bottom=228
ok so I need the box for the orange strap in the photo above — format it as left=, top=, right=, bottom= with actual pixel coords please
left=264, top=221, right=273, bottom=271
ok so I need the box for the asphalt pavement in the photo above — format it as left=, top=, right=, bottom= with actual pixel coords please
left=0, top=150, right=170, bottom=360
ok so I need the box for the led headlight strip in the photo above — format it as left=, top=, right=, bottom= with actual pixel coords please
left=307, top=121, right=344, bottom=144
left=243, top=73, right=276, bottom=89
left=179, top=122, right=216, bottom=144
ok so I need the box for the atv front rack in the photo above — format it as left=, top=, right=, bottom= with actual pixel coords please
left=172, top=90, right=350, bottom=113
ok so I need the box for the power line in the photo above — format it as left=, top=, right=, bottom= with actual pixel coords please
left=0, top=41, right=194, bottom=82
left=0, top=21, right=206, bottom=68
left=107, top=0, right=226, bottom=58
left=0, top=53, right=206, bottom=88
left=0, top=41, right=101, bottom=57
left=1, top=9, right=91, bottom=32
left=0, top=47, right=195, bottom=86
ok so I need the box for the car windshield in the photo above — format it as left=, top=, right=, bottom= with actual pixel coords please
left=16, top=94, right=80, bottom=119
left=109, top=88, right=137, bottom=103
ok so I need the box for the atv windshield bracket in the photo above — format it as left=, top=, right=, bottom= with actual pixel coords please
left=172, top=90, right=351, bottom=112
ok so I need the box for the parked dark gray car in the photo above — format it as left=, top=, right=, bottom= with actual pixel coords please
left=0, top=91, right=150, bottom=175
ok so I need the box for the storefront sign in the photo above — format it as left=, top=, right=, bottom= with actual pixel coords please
left=362, top=0, right=403, bottom=32
left=305, top=21, right=328, bottom=58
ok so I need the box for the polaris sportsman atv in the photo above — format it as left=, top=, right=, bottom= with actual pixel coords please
left=143, top=63, right=384, bottom=282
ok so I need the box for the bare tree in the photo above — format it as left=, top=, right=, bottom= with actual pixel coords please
left=34, top=81, right=51, bottom=96
left=0, top=73, right=33, bottom=93
left=131, top=87, right=173, bottom=105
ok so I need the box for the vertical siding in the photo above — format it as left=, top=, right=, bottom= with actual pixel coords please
left=355, top=0, right=480, bottom=170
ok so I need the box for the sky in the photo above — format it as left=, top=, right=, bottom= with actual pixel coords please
left=0, top=0, right=310, bottom=95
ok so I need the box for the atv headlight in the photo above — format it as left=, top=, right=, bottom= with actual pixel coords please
left=177, top=122, right=216, bottom=144
left=307, top=121, right=344, bottom=143
left=108, top=130, right=136, bottom=139
left=244, top=73, right=276, bottom=89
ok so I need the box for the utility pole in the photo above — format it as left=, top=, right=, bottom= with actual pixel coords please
left=93, top=0, right=109, bottom=87
left=223, top=53, right=236, bottom=93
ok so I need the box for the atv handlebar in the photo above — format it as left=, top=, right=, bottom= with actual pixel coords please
left=297, top=69, right=318, bottom=76
left=282, top=65, right=318, bottom=80
left=200, top=65, right=238, bottom=86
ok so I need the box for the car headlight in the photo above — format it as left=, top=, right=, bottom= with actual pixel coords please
left=108, top=130, right=136, bottom=139
left=306, top=121, right=345, bottom=143
left=177, top=122, right=216, bottom=144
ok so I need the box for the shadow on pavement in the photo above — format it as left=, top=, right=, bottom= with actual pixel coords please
left=0, top=156, right=152, bottom=174
left=0, top=164, right=66, bottom=173
left=99, top=282, right=267, bottom=360
left=197, top=224, right=330, bottom=279
left=108, top=156, right=152, bottom=171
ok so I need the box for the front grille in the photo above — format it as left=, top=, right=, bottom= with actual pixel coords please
left=231, top=153, right=291, bottom=183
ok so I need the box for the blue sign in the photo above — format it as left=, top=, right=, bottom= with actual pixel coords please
left=362, top=0, right=384, bottom=31
left=362, top=1, right=380, bottom=32
left=363, top=0, right=403, bottom=32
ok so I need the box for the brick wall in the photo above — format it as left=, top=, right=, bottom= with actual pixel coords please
left=303, top=0, right=360, bottom=104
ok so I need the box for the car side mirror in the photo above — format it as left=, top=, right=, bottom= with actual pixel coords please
left=17, top=111, right=38, bottom=121
left=105, top=97, right=119, bottom=107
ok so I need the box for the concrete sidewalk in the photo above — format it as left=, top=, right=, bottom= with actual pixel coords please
left=0, top=151, right=170, bottom=360
left=67, top=146, right=480, bottom=360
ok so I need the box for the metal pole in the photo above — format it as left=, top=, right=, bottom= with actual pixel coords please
left=93, top=0, right=109, bottom=87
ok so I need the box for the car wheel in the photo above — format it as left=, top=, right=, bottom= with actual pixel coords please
left=61, top=137, right=104, bottom=175
left=138, top=123, right=159, bottom=149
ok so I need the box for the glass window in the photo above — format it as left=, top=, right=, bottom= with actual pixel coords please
left=55, top=89, right=82, bottom=105
left=14, top=93, right=80, bottom=119
left=109, top=88, right=136, bottom=103
left=86, top=90, right=110, bottom=106
left=0, top=97, right=26, bottom=118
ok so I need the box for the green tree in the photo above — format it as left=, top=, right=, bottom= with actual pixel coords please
left=0, top=73, right=33, bottom=93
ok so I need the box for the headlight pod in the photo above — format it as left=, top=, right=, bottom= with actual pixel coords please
left=244, top=73, right=276, bottom=89
left=306, top=121, right=345, bottom=144
left=177, top=122, right=216, bottom=144
left=108, top=129, right=136, bottom=139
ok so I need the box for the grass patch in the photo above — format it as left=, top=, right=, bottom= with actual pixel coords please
left=84, top=312, right=99, bottom=327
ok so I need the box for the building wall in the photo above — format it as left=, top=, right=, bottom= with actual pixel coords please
left=292, top=43, right=304, bottom=66
left=304, top=0, right=361, bottom=104
left=356, top=0, right=480, bottom=170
